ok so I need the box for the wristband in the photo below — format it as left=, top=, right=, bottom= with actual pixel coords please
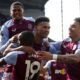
left=53, top=54, right=58, bottom=61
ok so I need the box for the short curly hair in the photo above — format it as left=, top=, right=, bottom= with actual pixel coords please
left=19, top=31, right=34, bottom=46
left=74, top=17, right=80, bottom=23
left=34, top=16, right=50, bottom=26
left=10, top=1, right=24, bottom=9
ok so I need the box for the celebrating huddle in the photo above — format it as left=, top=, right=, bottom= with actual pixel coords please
left=0, top=1, right=80, bottom=80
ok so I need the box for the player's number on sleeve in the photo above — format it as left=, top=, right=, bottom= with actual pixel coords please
left=25, top=60, right=40, bottom=80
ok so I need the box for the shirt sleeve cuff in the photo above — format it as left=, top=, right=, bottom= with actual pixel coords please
left=52, top=54, right=58, bottom=61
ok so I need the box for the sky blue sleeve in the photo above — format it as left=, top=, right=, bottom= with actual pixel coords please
left=0, top=40, right=11, bottom=53
left=44, top=60, right=55, bottom=74
left=3, top=51, right=18, bottom=65
left=0, top=23, right=9, bottom=46
left=44, top=60, right=51, bottom=69
left=49, top=41, right=62, bottom=54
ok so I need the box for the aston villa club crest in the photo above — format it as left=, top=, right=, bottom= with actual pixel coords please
left=12, top=28, right=16, bottom=32
left=27, top=23, right=32, bottom=30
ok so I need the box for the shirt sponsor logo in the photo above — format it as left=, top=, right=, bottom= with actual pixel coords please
left=55, top=69, right=66, bottom=75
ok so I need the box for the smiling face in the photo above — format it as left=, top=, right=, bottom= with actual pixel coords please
left=35, top=22, right=50, bottom=38
left=10, top=4, right=24, bottom=20
left=69, top=21, right=80, bottom=39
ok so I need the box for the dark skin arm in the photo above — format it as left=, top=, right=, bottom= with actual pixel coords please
left=3, top=43, right=16, bottom=56
left=3, top=43, right=35, bottom=56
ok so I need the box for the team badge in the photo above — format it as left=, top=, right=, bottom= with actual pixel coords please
left=27, top=23, right=33, bottom=30
left=12, top=28, right=16, bottom=32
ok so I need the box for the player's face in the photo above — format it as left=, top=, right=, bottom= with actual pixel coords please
left=10, top=5, right=24, bottom=20
left=36, top=22, right=50, bottom=38
left=69, top=21, right=80, bottom=39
